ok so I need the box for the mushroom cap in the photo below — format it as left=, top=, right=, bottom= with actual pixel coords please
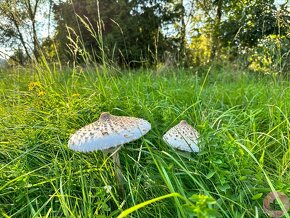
left=163, top=120, right=199, bottom=152
left=68, top=112, right=151, bottom=152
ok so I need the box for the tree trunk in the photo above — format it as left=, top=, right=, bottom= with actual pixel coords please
left=25, top=0, right=41, bottom=59
left=210, top=0, right=223, bottom=61
left=13, top=16, right=32, bottom=60
left=180, top=0, right=186, bottom=63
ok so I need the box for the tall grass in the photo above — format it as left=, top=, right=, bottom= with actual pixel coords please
left=0, top=66, right=289, bottom=217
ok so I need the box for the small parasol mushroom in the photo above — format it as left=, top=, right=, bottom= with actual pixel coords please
left=68, top=112, right=151, bottom=193
left=163, top=120, right=199, bottom=152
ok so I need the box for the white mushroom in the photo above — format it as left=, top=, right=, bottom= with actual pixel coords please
left=68, top=112, right=151, bottom=192
left=163, top=120, right=199, bottom=152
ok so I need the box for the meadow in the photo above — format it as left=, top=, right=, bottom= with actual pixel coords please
left=0, top=66, right=289, bottom=217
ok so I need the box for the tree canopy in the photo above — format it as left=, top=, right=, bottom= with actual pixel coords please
left=0, top=0, right=289, bottom=72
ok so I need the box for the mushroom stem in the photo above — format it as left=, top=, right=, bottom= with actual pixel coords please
left=112, top=151, right=124, bottom=195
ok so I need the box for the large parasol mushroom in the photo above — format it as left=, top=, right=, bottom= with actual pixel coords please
left=68, top=112, right=151, bottom=193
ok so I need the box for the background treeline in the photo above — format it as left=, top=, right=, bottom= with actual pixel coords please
left=0, top=0, right=290, bottom=73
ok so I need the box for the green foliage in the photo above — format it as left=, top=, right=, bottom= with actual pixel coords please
left=188, top=34, right=211, bottom=66
left=247, top=34, right=290, bottom=73
left=185, top=0, right=290, bottom=72
left=118, top=192, right=217, bottom=218
left=0, top=66, right=289, bottom=217
left=53, top=0, right=176, bottom=67
left=40, top=37, right=61, bottom=64
left=1, top=0, right=290, bottom=73
left=220, top=0, right=280, bottom=48
left=183, top=194, right=217, bottom=217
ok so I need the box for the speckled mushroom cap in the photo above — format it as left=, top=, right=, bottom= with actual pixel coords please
left=68, top=112, right=151, bottom=152
left=163, top=120, right=199, bottom=152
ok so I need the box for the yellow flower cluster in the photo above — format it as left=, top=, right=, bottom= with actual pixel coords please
left=38, top=91, right=46, bottom=96
left=28, top=81, right=46, bottom=96
left=28, top=81, right=41, bottom=91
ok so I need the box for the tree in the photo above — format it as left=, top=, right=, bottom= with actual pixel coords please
left=219, top=0, right=282, bottom=51
left=23, top=0, right=43, bottom=58
left=0, top=0, right=49, bottom=62
left=210, top=0, right=223, bottom=60
left=0, top=0, right=32, bottom=59
left=186, top=0, right=290, bottom=65
left=53, top=0, right=175, bottom=67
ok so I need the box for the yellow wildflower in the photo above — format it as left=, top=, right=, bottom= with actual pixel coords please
left=28, top=81, right=41, bottom=91
left=38, top=91, right=46, bottom=96
left=72, top=93, right=80, bottom=97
